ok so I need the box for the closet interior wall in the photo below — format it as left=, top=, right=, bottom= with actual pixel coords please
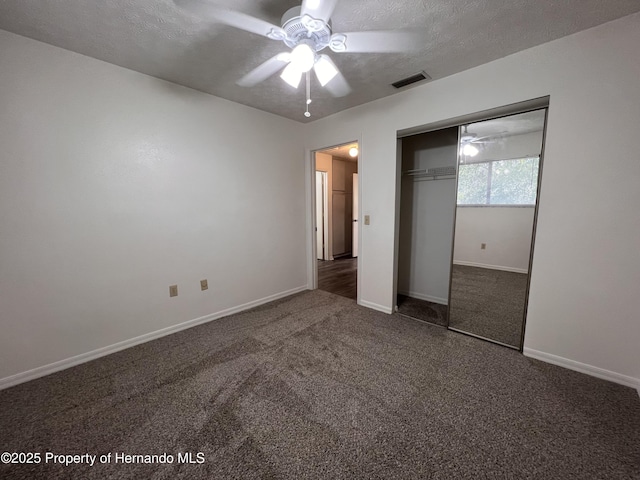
left=397, top=127, right=459, bottom=310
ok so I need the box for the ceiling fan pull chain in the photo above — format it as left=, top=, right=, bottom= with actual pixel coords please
left=305, top=71, right=312, bottom=117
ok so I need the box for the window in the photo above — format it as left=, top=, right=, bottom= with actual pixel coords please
left=457, top=157, right=539, bottom=205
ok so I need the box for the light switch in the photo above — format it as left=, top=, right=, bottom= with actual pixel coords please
left=200, top=279, right=208, bottom=291
left=169, top=285, right=178, bottom=297
left=364, top=215, right=370, bottom=225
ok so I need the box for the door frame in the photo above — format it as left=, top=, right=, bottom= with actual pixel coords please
left=352, top=172, right=359, bottom=257
left=315, top=170, right=329, bottom=260
left=306, top=139, right=362, bottom=303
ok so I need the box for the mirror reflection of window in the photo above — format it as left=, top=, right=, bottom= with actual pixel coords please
left=458, top=157, right=539, bottom=205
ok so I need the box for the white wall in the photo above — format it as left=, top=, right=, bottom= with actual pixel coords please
left=398, top=128, right=457, bottom=304
left=304, top=13, right=640, bottom=387
left=0, top=31, right=307, bottom=384
left=453, top=207, right=535, bottom=273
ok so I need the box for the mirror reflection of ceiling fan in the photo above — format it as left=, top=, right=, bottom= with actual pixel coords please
left=460, top=125, right=506, bottom=158
left=175, top=0, right=417, bottom=117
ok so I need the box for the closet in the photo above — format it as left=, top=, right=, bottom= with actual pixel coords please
left=397, top=127, right=458, bottom=326
left=395, top=106, right=547, bottom=351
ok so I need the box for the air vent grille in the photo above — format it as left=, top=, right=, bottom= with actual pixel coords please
left=392, top=72, right=431, bottom=89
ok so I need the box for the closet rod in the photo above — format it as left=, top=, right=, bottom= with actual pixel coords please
left=408, top=174, right=457, bottom=181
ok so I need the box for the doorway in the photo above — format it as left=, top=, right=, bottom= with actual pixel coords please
left=314, top=142, right=359, bottom=300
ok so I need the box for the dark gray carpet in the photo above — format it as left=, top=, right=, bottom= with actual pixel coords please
left=449, top=264, right=528, bottom=348
left=396, top=295, right=448, bottom=327
left=1, top=290, right=639, bottom=479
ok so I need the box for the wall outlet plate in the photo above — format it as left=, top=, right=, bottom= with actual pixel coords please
left=169, top=285, right=178, bottom=297
left=200, top=279, right=208, bottom=291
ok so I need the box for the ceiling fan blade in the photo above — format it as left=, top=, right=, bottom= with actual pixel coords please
left=330, top=30, right=418, bottom=53
left=472, top=131, right=508, bottom=142
left=175, top=0, right=285, bottom=39
left=236, top=53, right=291, bottom=87
left=301, top=0, right=338, bottom=23
left=318, top=56, right=351, bottom=97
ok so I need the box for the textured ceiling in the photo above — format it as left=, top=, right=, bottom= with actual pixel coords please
left=1, top=0, right=639, bottom=123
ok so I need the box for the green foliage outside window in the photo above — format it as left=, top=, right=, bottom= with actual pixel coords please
left=457, top=157, right=539, bottom=205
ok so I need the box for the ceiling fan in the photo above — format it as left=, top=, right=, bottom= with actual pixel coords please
left=175, top=0, right=417, bottom=116
left=460, top=125, right=505, bottom=157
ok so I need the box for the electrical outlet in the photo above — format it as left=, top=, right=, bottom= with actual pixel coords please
left=200, top=279, right=208, bottom=291
left=169, top=285, right=178, bottom=297
left=364, top=215, right=370, bottom=225
left=481, top=243, right=486, bottom=250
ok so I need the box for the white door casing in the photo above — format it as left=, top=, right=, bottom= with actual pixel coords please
left=315, top=171, right=329, bottom=260
left=353, top=173, right=359, bottom=257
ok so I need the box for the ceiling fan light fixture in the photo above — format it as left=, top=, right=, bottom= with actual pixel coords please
left=314, top=55, right=338, bottom=86
left=462, top=143, right=479, bottom=157
left=329, top=33, right=347, bottom=52
left=280, top=63, right=302, bottom=88
left=290, top=43, right=316, bottom=73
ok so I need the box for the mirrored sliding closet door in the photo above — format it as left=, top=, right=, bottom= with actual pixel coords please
left=448, top=109, right=546, bottom=349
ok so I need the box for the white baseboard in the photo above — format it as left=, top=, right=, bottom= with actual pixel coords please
left=0, top=285, right=308, bottom=391
left=523, top=347, right=640, bottom=394
left=453, top=261, right=528, bottom=274
left=398, top=290, right=448, bottom=305
left=359, top=300, right=393, bottom=315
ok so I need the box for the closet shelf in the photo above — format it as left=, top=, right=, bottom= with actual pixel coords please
left=403, top=166, right=457, bottom=180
